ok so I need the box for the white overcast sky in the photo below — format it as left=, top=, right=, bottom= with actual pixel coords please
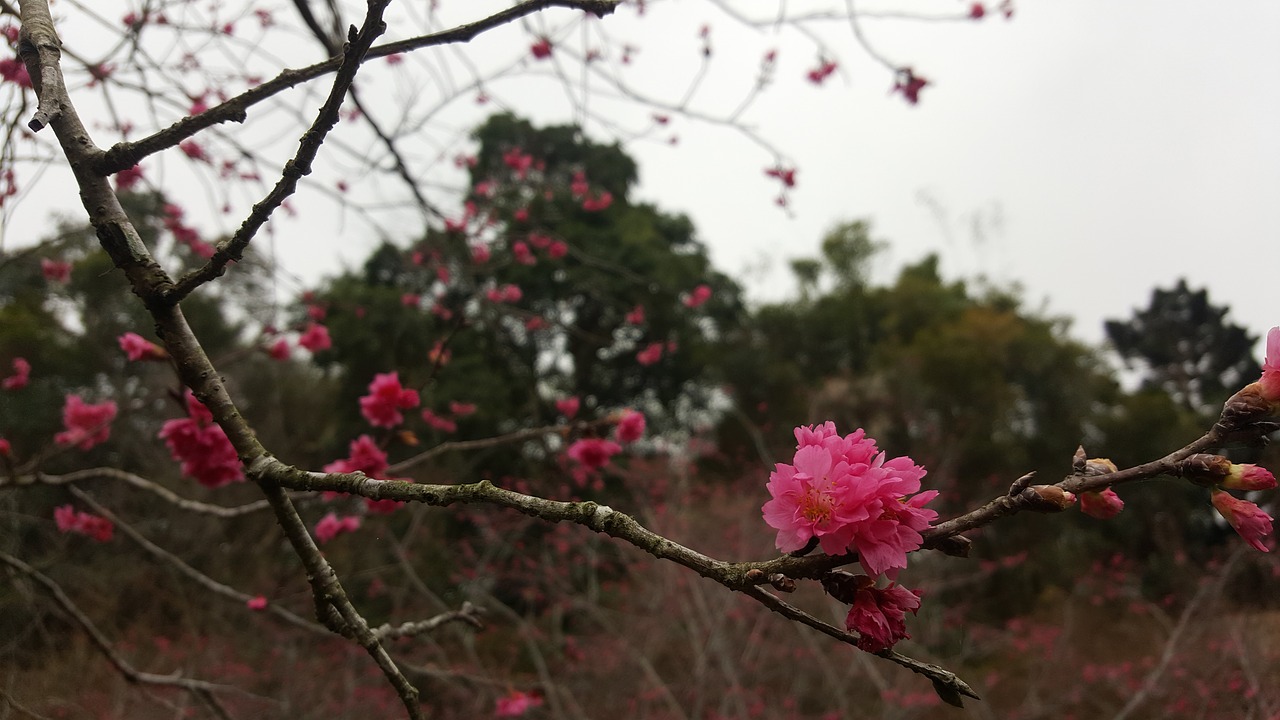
left=4, top=0, right=1278, bottom=353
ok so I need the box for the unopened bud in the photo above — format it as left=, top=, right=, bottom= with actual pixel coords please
left=743, top=568, right=766, bottom=584
left=1083, top=457, right=1118, bottom=476
left=1222, top=463, right=1277, bottom=492
left=768, top=573, right=796, bottom=593
left=1023, top=485, right=1077, bottom=512
left=1219, top=383, right=1274, bottom=430
left=821, top=570, right=872, bottom=604
left=1072, top=446, right=1087, bottom=473
left=1178, top=454, right=1233, bottom=487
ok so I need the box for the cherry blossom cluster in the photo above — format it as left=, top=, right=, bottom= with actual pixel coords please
left=763, top=422, right=937, bottom=652
left=54, top=505, right=114, bottom=542
left=54, top=395, right=118, bottom=450
left=158, top=392, right=244, bottom=488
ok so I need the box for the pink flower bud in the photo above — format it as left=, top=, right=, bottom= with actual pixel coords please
left=1079, top=488, right=1124, bottom=519
left=1211, top=490, right=1273, bottom=552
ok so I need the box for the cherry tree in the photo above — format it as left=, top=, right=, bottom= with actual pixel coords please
left=0, top=1, right=1276, bottom=718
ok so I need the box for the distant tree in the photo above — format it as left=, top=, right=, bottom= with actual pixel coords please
left=1105, top=279, right=1260, bottom=415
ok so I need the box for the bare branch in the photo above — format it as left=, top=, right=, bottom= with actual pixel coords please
left=94, top=0, right=622, bottom=175
left=2, top=467, right=275, bottom=518
left=0, top=551, right=244, bottom=698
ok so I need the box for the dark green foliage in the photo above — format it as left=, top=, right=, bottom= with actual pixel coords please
left=1105, top=279, right=1260, bottom=415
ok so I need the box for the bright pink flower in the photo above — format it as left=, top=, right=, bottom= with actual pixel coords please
left=246, top=595, right=268, bottom=610
left=624, top=305, right=646, bottom=325
left=118, top=332, right=168, bottom=361
left=636, top=343, right=663, bottom=366
left=530, top=38, right=553, bottom=60
left=401, top=293, right=421, bottom=308
left=314, top=512, right=361, bottom=544
left=0, top=438, right=10, bottom=456
left=268, top=338, right=291, bottom=360
left=53, top=505, right=114, bottom=542
left=556, top=397, right=580, bottom=419
left=514, top=207, right=530, bottom=222
left=0, top=57, right=32, bottom=88
left=159, top=393, right=244, bottom=488
left=969, top=3, right=986, bottom=19
left=1079, top=488, right=1124, bottom=519
left=323, top=435, right=389, bottom=477
left=615, top=409, right=645, bottom=444
left=55, top=395, right=117, bottom=450
left=115, top=164, right=145, bottom=190
left=844, top=579, right=922, bottom=653
left=298, top=323, right=332, bottom=352
left=547, top=240, right=568, bottom=259
left=485, top=284, right=523, bottom=304
left=567, top=438, right=622, bottom=469
left=1260, top=326, right=1280, bottom=402
left=570, top=171, right=590, bottom=198
left=359, top=373, right=420, bottom=428
left=762, top=423, right=936, bottom=577
left=683, top=284, right=712, bottom=309
left=513, top=241, right=536, bottom=266
left=422, top=409, right=458, bottom=433
left=472, top=244, right=492, bottom=264
left=495, top=690, right=543, bottom=717
left=179, top=140, right=210, bottom=163
left=528, top=233, right=551, bottom=249
left=1212, top=490, right=1273, bottom=552
left=41, top=258, right=71, bottom=283
left=2, top=357, right=30, bottom=390
left=450, top=401, right=477, bottom=417
left=581, top=191, right=613, bottom=212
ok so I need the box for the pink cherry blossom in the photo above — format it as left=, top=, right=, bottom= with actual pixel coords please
left=0, top=438, right=10, bottom=456
left=1212, top=490, right=1273, bottom=552
left=893, top=67, right=929, bottom=105
left=844, top=580, right=922, bottom=653
left=636, top=343, right=663, bottom=366
left=159, top=392, right=244, bottom=488
left=268, top=338, right=291, bottom=360
left=683, top=284, right=712, bottom=309
left=547, top=240, right=568, bottom=259
left=1260, top=326, right=1280, bottom=402
left=41, top=258, right=71, bottom=283
left=54, top=505, right=114, bottom=542
left=556, top=397, right=580, bottom=419
left=614, top=409, right=645, bottom=444
left=806, top=59, right=837, bottom=85
left=246, top=595, right=268, bottom=610
left=323, top=435, right=389, bottom=477
left=581, top=191, right=613, bottom=212
left=422, top=409, right=458, bottom=433
left=472, top=244, right=492, bottom=264
left=567, top=438, right=622, bottom=469
left=513, top=241, right=536, bottom=266
left=1079, top=488, right=1124, bottom=519
left=624, top=305, right=646, bottom=325
left=450, top=401, right=477, bottom=417
left=359, top=372, right=420, bottom=428
left=115, top=164, right=145, bottom=190
left=55, top=395, right=118, bottom=450
left=298, top=323, right=332, bottom=352
left=762, top=423, right=937, bottom=577
left=495, top=690, right=543, bottom=717
left=2, top=357, right=30, bottom=390
left=314, top=512, right=361, bottom=544
left=530, top=38, right=553, bottom=60
left=118, top=332, right=168, bottom=361
left=1221, top=463, right=1277, bottom=492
